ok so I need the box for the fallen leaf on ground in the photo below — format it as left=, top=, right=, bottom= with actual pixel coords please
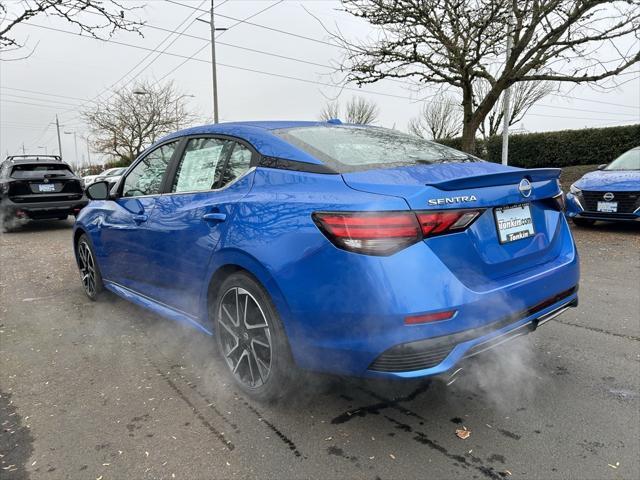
left=456, top=427, right=471, bottom=440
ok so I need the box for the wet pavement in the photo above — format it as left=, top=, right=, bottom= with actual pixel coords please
left=1, top=219, right=638, bottom=479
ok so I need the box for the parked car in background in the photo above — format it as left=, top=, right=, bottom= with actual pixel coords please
left=93, top=167, right=127, bottom=189
left=0, top=155, right=86, bottom=229
left=83, top=173, right=100, bottom=187
left=566, top=146, right=640, bottom=225
left=74, top=121, right=579, bottom=402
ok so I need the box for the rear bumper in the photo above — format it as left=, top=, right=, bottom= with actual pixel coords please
left=368, top=292, right=577, bottom=377
left=1, top=196, right=88, bottom=218
left=566, top=192, right=640, bottom=222
left=280, top=213, right=580, bottom=378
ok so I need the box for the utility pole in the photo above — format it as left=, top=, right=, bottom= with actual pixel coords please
left=501, top=13, right=514, bottom=166
left=210, top=0, right=219, bottom=123
left=55, top=115, right=63, bottom=159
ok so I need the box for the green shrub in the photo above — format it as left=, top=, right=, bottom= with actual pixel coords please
left=436, top=124, right=639, bottom=168
left=486, top=124, right=640, bottom=167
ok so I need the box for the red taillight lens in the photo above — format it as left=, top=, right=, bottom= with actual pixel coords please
left=313, top=209, right=484, bottom=255
left=405, top=310, right=456, bottom=325
left=312, top=212, right=421, bottom=255
left=417, top=209, right=483, bottom=238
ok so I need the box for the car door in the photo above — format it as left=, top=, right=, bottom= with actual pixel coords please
left=143, top=136, right=256, bottom=317
left=98, top=140, right=180, bottom=291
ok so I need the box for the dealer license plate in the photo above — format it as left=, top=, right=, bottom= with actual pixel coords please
left=597, top=201, right=617, bottom=213
left=494, top=203, right=535, bottom=244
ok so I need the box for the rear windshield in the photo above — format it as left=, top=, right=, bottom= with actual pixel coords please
left=274, top=126, right=477, bottom=172
left=605, top=148, right=640, bottom=171
left=10, top=163, right=72, bottom=178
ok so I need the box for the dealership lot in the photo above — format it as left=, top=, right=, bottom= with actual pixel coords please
left=1, top=221, right=638, bottom=480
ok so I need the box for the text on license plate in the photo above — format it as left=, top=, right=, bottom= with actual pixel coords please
left=597, top=201, right=617, bottom=213
left=494, top=203, right=535, bottom=244
left=37, top=183, right=56, bottom=192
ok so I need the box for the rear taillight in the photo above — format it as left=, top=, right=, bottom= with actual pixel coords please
left=416, top=209, right=483, bottom=237
left=313, top=209, right=484, bottom=255
left=312, top=212, right=421, bottom=255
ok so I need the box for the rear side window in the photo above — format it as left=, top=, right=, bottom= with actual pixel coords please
left=123, top=141, right=178, bottom=197
left=219, top=143, right=252, bottom=188
left=274, top=126, right=476, bottom=173
left=172, top=138, right=231, bottom=193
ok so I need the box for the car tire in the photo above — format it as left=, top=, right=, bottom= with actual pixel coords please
left=76, top=234, right=104, bottom=300
left=572, top=218, right=595, bottom=227
left=212, top=271, right=297, bottom=403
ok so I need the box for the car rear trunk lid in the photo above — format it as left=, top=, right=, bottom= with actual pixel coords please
left=341, top=163, right=566, bottom=290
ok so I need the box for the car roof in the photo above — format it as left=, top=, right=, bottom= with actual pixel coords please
left=157, top=121, right=351, bottom=165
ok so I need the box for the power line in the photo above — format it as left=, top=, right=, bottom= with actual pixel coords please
left=155, top=0, right=288, bottom=85
left=1, top=93, right=85, bottom=108
left=1, top=98, right=80, bottom=110
left=165, top=0, right=336, bottom=47
left=0, top=86, right=92, bottom=103
left=102, top=0, right=209, bottom=96
left=14, top=20, right=639, bottom=123
left=166, top=0, right=640, bottom=111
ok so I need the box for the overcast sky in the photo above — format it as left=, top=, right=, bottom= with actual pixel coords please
left=1, top=0, right=639, bottom=165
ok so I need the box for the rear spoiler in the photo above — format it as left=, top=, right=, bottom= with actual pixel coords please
left=425, top=168, right=561, bottom=191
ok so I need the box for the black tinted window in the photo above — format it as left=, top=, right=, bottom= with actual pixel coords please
left=123, top=142, right=177, bottom=197
left=275, top=126, right=476, bottom=172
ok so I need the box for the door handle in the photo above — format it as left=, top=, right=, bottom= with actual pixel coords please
left=202, top=212, right=227, bottom=223
left=133, top=214, right=148, bottom=223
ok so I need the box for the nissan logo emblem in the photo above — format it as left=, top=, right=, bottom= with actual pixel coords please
left=603, top=192, right=614, bottom=201
left=518, top=178, right=532, bottom=198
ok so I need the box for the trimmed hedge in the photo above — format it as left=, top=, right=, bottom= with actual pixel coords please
left=437, top=124, right=639, bottom=168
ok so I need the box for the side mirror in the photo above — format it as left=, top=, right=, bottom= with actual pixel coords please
left=597, top=164, right=607, bottom=170
left=86, top=181, right=111, bottom=200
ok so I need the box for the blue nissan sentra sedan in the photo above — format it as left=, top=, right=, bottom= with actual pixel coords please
left=566, top=146, right=640, bottom=226
left=74, top=121, right=579, bottom=401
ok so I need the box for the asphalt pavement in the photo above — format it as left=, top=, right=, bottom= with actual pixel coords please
left=1, top=219, right=638, bottom=480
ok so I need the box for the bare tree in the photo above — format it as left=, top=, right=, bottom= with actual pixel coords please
left=408, top=95, right=462, bottom=139
left=83, top=81, right=196, bottom=164
left=0, top=0, right=143, bottom=51
left=476, top=80, right=556, bottom=139
left=319, top=96, right=379, bottom=124
left=335, top=0, right=640, bottom=152
left=319, top=101, right=341, bottom=121
left=344, top=96, right=380, bottom=124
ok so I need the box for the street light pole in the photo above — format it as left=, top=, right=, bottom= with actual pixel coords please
left=501, top=13, right=514, bottom=166
left=55, top=115, right=63, bottom=159
left=64, top=131, right=79, bottom=170
left=85, top=135, right=91, bottom=166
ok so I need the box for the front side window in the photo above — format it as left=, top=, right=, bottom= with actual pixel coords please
left=172, top=138, right=231, bottom=193
left=122, top=141, right=178, bottom=197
